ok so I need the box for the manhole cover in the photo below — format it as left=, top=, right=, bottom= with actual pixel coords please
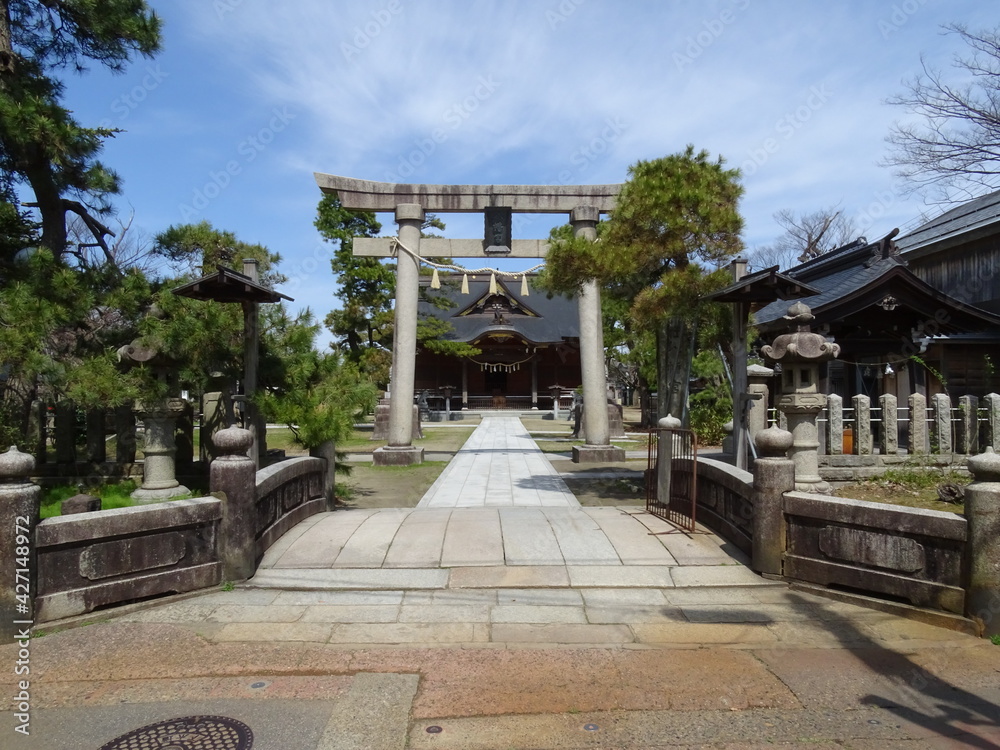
left=99, top=715, right=253, bottom=749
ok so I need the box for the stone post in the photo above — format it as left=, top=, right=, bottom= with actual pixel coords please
left=932, top=392, right=953, bottom=454
left=986, top=393, right=1000, bottom=450
left=54, top=400, right=76, bottom=465
left=211, top=426, right=258, bottom=581
left=746, top=365, right=774, bottom=442
left=174, top=400, right=194, bottom=476
left=908, top=393, right=928, bottom=454
left=132, top=399, right=190, bottom=502
left=958, top=395, right=979, bottom=455
left=115, top=402, right=137, bottom=464
left=0, top=446, right=40, bottom=638
left=656, top=415, right=681, bottom=510
left=880, top=393, right=898, bottom=455
left=762, top=302, right=839, bottom=494
left=852, top=394, right=872, bottom=455
left=375, top=203, right=424, bottom=466
left=28, top=400, right=46, bottom=465
left=309, top=440, right=337, bottom=511
left=201, top=373, right=235, bottom=462
left=85, top=408, right=106, bottom=463
left=730, top=257, right=750, bottom=470
left=965, top=447, right=1000, bottom=638
left=550, top=385, right=562, bottom=420
left=826, top=393, right=843, bottom=456
left=571, top=206, right=624, bottom=463
left=531, top=359, right=538, bottom=410
left=751, top=426, right=794, bottom=577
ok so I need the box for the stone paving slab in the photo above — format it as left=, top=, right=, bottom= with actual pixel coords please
left=248, top=568, right=450, bottom=590
left=318, top=672, right=418, bottom=750
left=418, top=416, right=579, bottom=508
left=448, top=565, right=571, bottom=588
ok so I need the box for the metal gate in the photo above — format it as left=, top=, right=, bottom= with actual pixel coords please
left=646, top=427, right=698, bottom=532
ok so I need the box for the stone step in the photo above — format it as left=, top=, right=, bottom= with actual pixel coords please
left=246, top=565, right=781, bottom=591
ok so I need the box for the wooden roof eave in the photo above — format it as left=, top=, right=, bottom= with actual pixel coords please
left=756, top=264, right=1000, bottom=335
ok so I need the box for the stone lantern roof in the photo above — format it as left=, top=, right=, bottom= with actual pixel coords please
left=761, top=302, right=840, bottom=364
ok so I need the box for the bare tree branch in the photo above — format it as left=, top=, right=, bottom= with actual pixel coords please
left=884, top=23, right=1000, bottom=199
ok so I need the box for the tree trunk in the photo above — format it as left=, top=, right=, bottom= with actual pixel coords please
left=657, top=316, right=697, bottom=425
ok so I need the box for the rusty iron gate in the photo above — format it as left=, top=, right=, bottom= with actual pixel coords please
left=645, top=427, right=698, bottom=532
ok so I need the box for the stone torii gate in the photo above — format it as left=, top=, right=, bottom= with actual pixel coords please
left=315, top=174, right=627, bottom=467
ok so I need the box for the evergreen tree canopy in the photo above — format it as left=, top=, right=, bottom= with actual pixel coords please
left=0, top=0, right=161, bottom=256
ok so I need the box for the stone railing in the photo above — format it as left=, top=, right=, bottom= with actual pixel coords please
left=0, top=426, right=331, bottom=626
left=254, top=455, right=326, bottom=560
left=749, top=426, right=998, bottom=636
left=33, top=498, right=223, bottom=622
left=658, top=425, right=1000, bottom=636
left=781, top=491, right=966, bottom=613
left=679, top=457, right=754, bottom=556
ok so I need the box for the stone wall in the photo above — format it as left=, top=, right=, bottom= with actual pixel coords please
left=35, top=498, right=223, bottom=622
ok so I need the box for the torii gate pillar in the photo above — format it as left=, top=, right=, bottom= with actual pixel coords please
left=374, top=203, right=425, bottom=466
left=571, top=207, right=625, bottom=464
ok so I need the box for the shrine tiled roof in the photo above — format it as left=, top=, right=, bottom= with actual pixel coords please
left=418, top=275, right=578, bottom=344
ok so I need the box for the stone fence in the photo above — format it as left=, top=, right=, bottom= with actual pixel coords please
left=0, top=427, right=330, bottom=635
left=759, top=392, right=1000, bottom=459
left=667, top=426, right=1000, bottom=638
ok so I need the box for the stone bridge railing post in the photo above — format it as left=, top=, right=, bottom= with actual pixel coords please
left=0, top=447, right=40, bottom=638
left=211, top=427, right=257, bottom=582
left=965, top=447, right=1000, bottom=638
left=751, top=426, right=794, bottom=577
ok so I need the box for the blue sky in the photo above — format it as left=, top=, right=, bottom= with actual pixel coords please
left=52, top=0, right=997, bottom=348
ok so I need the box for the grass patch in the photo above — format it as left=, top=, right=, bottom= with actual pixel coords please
left=335, top=461, right=450, bottom=508
left=834, top=467, right=970, bottom=514
left=40, top=479, right=199, bottom=518
left=991, top=634, right=1000, bottom=646
left=339, top=426, right=476, bottom=455
left=41, top=479, right=141, bottom=518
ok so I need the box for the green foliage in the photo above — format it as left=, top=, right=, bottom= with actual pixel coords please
left=0, top=248, right=157, bottom=444
left=688, top=349, right=732, bottom=445
left=991, top=634, right=1000, bottom=646
left=0, top=0, right=161, bottom=255
left=153, top=220, right=284, bottom=284
left=40, top=478, right=141, bottom=518
left=879, top=467, right=968, bottom=490
left=257, top=309, right=379, bottom=450
left=316, top=193, right=389, bottom=362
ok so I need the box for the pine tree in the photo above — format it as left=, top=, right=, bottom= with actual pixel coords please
left=0, top=0, right=160, bottom=257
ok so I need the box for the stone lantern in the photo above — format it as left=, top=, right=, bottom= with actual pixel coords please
left=117, top=341, right=191, bottom=502
left=761, top=302, right=840, bottom=494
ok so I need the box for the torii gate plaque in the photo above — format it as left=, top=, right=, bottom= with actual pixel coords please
left=315, top=173, right=627, bottom=466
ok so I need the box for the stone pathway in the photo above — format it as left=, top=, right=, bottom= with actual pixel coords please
left=417, top=415, right=578, bottom=507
